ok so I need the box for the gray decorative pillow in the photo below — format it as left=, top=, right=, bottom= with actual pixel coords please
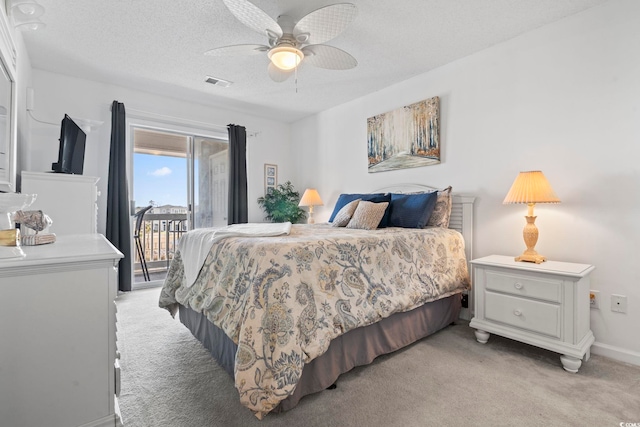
left=331, top=199, right=361, bottom=227
left=346, top=201, right=389, bottom=230
left=427, top=186, right=453, bottom=228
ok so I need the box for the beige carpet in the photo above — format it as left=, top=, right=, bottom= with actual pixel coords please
left=116, top=288, right=640, bottom=427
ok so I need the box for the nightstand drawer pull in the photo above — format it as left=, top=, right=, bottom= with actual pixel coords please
left=484, top=270, right=562, bottom=302
left=513, top=309, right=522, bottom=316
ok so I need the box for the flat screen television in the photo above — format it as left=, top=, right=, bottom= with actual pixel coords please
left=52, top=114, right=86, bottom=174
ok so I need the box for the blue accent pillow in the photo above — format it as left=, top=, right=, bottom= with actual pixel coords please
left=329, top=193, right=391, bottom=227
left=388, top=192, right=439, bottom=228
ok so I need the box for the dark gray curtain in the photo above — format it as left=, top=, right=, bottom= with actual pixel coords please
left=106, top=101, right=132, bottom=291
left=227, top=124, right=248, bottom=225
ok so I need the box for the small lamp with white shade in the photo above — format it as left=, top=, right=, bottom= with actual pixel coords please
left=503, top=170, right=560, bottom=264
left=298, top=189, right=323, bottom=224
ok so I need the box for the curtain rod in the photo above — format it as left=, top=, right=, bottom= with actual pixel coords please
left=112, top=105, right=260, bottom=137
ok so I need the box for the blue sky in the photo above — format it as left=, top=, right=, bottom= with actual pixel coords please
left=133, top=153, right=187, bottom=208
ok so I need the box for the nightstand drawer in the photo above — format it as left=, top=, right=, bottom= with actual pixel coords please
left=485, top=291, right=561, bottom=338
left=484, top=269, right=562, bottom=302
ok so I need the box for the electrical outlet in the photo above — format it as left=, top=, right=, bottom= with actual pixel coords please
left=590, top=290, right=599, bottom=309
left=461, top=293, right=469, bottom=308
left=611, top=294, right=627, bottom=313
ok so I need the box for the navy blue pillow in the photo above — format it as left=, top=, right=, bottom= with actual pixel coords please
left=388, top=192, right=438, bottom=228
left=329, top=193, right=391, bottom=227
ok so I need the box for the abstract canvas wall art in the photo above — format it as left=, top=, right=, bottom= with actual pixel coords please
left=367, top=96, right=440, bottom=173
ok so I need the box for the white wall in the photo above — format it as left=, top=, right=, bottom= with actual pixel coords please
left=23, top=70, right=294, bottom=231
left=291, top=0, right=640, bottom=364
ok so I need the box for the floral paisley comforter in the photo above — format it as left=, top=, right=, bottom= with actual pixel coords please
left=159, top=224, right=470, bottom=419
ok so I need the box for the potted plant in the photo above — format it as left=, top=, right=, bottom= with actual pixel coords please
left=257, top=181, right=307, bottom=223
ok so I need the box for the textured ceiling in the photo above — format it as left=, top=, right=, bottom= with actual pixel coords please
left=19, top=0, right=608, bottom=122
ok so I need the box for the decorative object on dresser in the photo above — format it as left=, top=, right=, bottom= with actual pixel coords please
left=12, top=209, right=56, bottom=245
left=13, top=209, right=52, bottom=231
left=367, top=96, right=440, bottom=173
left=0, top=228, right=19, bottom=245
left=21, top=171, right=99, bottom=236
left=298, top=188, right=323, bottom=224
left=0, top=234, right=124, bottom=427
left=503, top=170, right=560, bottom=263
left=469, top=255, right=595, bottom=373
left=0, top=192, right=36, bottom=258
left=0, top=192, right=36, bottom=230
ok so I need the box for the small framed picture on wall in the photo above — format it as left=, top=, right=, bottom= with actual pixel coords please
left=264, top=164, right=277, bottom=194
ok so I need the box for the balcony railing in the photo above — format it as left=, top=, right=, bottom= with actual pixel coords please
left=134, top=213, right=188, bottom=278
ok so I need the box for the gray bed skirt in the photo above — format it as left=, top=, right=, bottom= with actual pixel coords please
left=178, top=292, right=461, bottom=412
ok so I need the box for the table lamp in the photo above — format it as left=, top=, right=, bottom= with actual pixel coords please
left=298, top=188, right=323, bottom=224
left=503, top=171, right=560, bottom=263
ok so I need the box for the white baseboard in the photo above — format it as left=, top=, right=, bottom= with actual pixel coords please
left=591, top=341, right=640, bottom=366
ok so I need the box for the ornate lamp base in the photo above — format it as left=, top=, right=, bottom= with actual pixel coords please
left=307, top=205, right=315, bottom=224
left=515, top=215, right=547, bottom=264
left=515, top=251, right=546, bottom=264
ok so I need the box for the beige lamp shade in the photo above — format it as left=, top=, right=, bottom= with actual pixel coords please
left=503, top=171, right=560, bottom=264
left=298, top=189, right=324, bottom=207
left=503, top=171, right=560, bottom=205
left=299, top=188, right=323, bottom=224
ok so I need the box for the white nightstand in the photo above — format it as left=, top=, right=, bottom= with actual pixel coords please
left=469, top=255, right=595, bottom=373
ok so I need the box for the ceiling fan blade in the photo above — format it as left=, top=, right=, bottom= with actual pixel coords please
left=222, top=0, right=283, bottom=39
left=302, top=45, right=357, bottom=70
left=293, top=3, right=357, bottom=45
left=204, top=44, right=270, bottom=56
left=268, top=63, right=294, bottom=82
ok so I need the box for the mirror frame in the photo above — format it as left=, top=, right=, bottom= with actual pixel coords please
left=0, top=5, right=16, bottom=193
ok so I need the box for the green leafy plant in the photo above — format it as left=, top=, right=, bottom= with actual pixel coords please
left=257, top=181, right=307, bottom=223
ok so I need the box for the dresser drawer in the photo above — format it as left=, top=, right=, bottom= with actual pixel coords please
left=485, top=291, right=561, bottom=338
left=484, top=269, right=562, bottom=302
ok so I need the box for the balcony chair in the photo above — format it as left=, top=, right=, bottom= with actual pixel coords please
left=133, top=205, right=154, bottom=281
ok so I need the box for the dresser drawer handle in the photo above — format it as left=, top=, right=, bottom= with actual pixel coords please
left=513, top=309, right=522, bottom=317
left=514, top=282, right=523, bottom=290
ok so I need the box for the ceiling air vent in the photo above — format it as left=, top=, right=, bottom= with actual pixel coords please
left=205, top=76, right=232, bottom=87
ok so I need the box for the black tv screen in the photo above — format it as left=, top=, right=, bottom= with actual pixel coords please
left=52, top=114, right=86, bottom=174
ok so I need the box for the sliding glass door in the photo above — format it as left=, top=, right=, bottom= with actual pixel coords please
left=131, top=127, right=228, bottom=287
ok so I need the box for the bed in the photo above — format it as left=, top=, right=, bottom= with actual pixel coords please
left=159, top=185, right=474, bottom=419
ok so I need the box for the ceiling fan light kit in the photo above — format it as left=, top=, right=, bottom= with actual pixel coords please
left=268, top=46, right=304, bottom=71
left=207, top=0, right=358, bottom=82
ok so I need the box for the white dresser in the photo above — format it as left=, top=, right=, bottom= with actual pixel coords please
left=0, top=234, right=124, bottom=427
left=21, top=171, right=99, bottom=235
left=470, top=255, right=595, bottom=373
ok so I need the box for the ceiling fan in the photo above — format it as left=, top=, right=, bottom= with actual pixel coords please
left=205, top=0, right=358, bottom=82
